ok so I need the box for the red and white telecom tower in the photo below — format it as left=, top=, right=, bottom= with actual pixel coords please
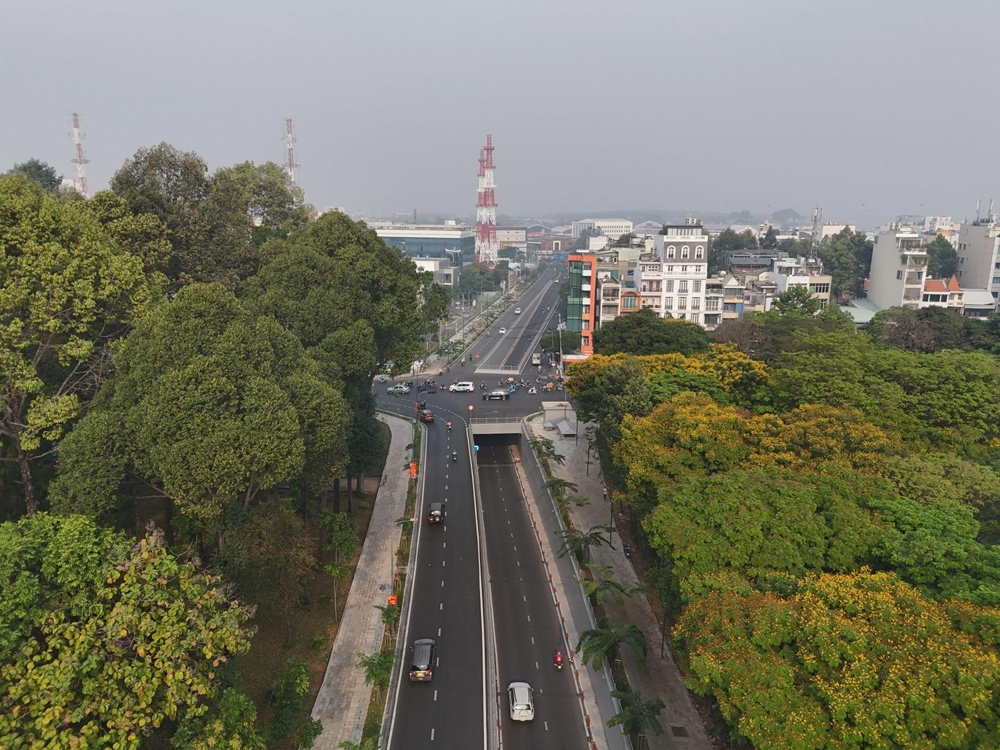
left=283, top=118, right=299, bottom=189
left=70, top=112, right=89, bottom=198
left=475, top=134, right=499, bottom=267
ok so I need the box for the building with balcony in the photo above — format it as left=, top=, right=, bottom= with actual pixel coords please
left=955, top=218, right=1000, bottom=305
left=867, top=224, right=927, bottom=310
left=769, top=256, right=833, bottom=309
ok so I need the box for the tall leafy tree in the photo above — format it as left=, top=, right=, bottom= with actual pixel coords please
left=4, top=158, right=62, bottom=192
left=676, top=570, right=1000, bottom=750
left=0, top=514, right=254, bottom=749
left=0, top=175, right=154, bottom=516
left=769, top=284, right=822, bottom=317
left=816, top=228, right=872, bottom=298
left=593, top=308, right=709, bottom=356
left=924, top=234, right=959, bottom=279
left=50, top=284, right=349, bottom=544
left=709, top=228, right=758, bottom=275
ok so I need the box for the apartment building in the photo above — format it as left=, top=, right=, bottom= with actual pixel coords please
left=955, top=218, right=1000, bottom=305
left=644, top=218, right=711, bottom=325
left=770, top=256, right=833, bottom=309
left=867, top=224, right=927, bottom=310
left=566, top=253, right=598, bottom=354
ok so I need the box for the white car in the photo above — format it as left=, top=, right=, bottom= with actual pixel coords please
left=449, top=381, right=475, bottom=393
left=514, top=307, right=521, bottom=314
left=508, top=682, right=534, bottom=721
left=498, top=327, right=507, bottom=335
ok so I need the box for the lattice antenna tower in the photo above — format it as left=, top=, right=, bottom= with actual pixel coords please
left=283, top=118, right=299, bottom=189
left=70, top=112, right=89, bottom=198
left=474, top=134, right=499, bottom=267
left=811, top=205, right=823, bottom=249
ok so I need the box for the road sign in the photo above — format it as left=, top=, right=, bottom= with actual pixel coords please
left=409, top=462, right=417, bottom=479
left=388, top=595, right=398, bottom=606
left=468, top=405, right=473, bottom=412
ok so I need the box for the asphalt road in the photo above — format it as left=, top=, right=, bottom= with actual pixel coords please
left=478, top=436, right=591, bottom=750
left=382, top=269, right=581, bottom=750
left=384, top=406, right=484, bottom=750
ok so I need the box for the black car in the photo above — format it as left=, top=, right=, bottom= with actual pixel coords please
left=409, top=638, right=437, bottom=682
left=484, top=389, right=509, bottom=401
left=427, top=502, right=443, bottom=523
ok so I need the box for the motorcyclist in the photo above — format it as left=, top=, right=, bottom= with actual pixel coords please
left=451, top=450, right=457, bottom=462
left=446, top=421, right=452, bottom=432
left=554, top=650, right=563, bottom=670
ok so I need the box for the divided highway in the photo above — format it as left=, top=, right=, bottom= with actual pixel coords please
left=383, top=268, right=589, bottom=749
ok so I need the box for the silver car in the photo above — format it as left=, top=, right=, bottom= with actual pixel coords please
left=507, top=681, right=534, bottom=721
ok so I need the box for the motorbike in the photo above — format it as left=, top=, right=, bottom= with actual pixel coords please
left=528, top=386, right=537, bottom=395
left=447, top=422, right=452, bottom=432
left=480, top=383, right=486, bottom=390
left=553, top=650, right=563, bottom=671
left=451, top=451, right=458, bottom=462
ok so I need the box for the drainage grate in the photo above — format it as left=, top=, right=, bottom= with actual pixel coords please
left=670, top=725, right=689, bottom=738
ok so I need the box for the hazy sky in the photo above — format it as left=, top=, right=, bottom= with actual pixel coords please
left=3, top=0, right=998, bottom=227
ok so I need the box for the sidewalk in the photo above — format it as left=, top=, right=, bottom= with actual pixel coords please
left=310, top=414, right=412, bottom=750
left=527, top=416, right=712, bottom=750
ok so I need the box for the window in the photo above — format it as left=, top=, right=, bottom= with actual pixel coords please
left=666, top=265, right=674, bottom=273
left=681, top=265, right=688, bottom=273
left=691, top=298, right=700, bottom=310
left=665, top=280, right=674, bottom=292
left=582, top=336, right=589, bottom=347
left=681, top=246, right=690, bottom=259
left=678, top=281, right=688, bottom=294
left=667, top=246, right=676, bottom=259
left=706, top=298, right=720, bottom=311
left=690, top=313, right=699, bottom=324
left=677, top=297, right=687, bottom=310
left=809, top=283, right=830, bottom=294
left=896, top=270, right=903, bottom=280
left=622, top=296, right=637, bottom=309
left=692, top=280, right=701, bottom=293
left=695, top=246, right=704, bottom=259
left=664, top=297, right=673, bottom=309
left=992, top=277, right=1000, bottom=285
left=583, top=320, right=590, bottom=330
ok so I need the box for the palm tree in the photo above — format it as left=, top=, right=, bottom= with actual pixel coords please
left=609, top=688, right=665, bottom=738
left=577, top=616, right=648, bottom=671
left=375, top=603, right=400, bottom=638
left=530, top=436, right=566, bottom=465
left=356, top=651, right=394, bottom=701
left=542, top=476, right=578, bottom=499
left=579, top=564, right=646, bottom=606
left=557, top=525, right=613, bottom=564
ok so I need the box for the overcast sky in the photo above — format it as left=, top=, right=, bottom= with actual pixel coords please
left=3, top=0, right=998, bottom=227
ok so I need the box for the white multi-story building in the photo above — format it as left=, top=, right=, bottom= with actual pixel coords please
left=868, top=224, right=927, bottom=310
left=571, top=218, right=634, bottom=241
left=634, top=218, right=710, bottom=326
left=769, top=256, right=833, bottom=309
left=955, top=218, right=1000, bottom=304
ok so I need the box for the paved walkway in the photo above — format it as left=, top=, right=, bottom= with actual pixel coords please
left=311, top=414, right=412, bottom=750
left=527, top=415, right=712, bottom=750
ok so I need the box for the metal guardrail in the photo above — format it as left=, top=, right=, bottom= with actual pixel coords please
left=469, top=416, right=523, bottom=424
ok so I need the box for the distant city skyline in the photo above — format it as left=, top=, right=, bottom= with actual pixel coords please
left=3, top=0, right=997, bottom=229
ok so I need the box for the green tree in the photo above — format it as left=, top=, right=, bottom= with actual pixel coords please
left=529, top=436, right=566, bottom=466
left=557, top=525, right=613, bottom=564
left=539, top=330, right=582, bottom=355
left=262, top=658, right=319, bottom=746
left=50, top=284, right=348, bottom=544
left=816, top=227, right=872, bottom=298
left=579, top=564, right=646, bottom=606
left=676, top=570, right=1000, bottom=750
left=770, top=284, right=822, bottom=317
left=614, top=232, right=638, bottom=247
left=593, top=308, right=709, bottom=356
left=577, top=616, right=648, bottom=670
left=323, top=511, right=360, bottom=618
left=925, top=234, right=959, bottom=279
left=0, top=514, right=254, bottom=749
left=357, top=652, right=394, bottom=701
left=0, top=175, right=154, bottom=516
left=608, top=688, right=665, bottom=738
left=217, top=500, right=316, bottom=643
left=4, top=158, right=62, bottom=192
left=171, top=688, right=267, bottom=750
left=759, top=226, right=779, bottom=250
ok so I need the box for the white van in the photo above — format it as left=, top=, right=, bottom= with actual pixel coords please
left=449, top=381, right=475, bottom=393
left=531, top=353, right=542, bottom=366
